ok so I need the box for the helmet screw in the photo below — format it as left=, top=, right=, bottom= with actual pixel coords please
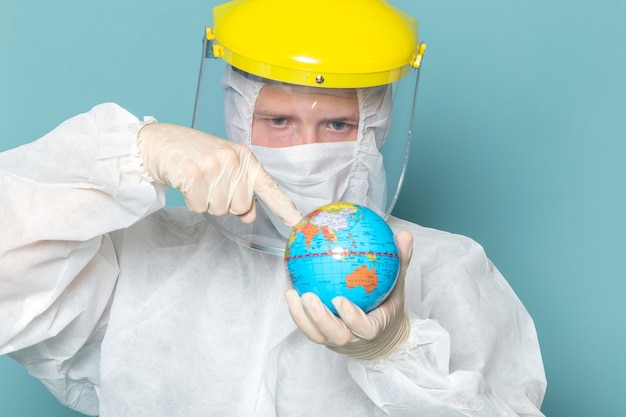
left=315, top=75, right=325, bottom=84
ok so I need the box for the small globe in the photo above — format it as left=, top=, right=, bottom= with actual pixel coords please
left=284, top=202, right=400, bottom=314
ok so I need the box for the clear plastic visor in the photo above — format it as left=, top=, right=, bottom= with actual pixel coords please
left=192, top=41, right=422, bottom=255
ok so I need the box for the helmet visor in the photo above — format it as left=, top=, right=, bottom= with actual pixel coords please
left=192, top=40, right=422, bottom=254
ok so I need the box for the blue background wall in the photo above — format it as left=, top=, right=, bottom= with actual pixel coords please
left=1, top=0, right=624, bottom=416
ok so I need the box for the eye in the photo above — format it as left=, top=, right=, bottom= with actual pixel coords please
left=329, top=120, right=349, bottom=131
left=268, top=117, right=288, bottom=127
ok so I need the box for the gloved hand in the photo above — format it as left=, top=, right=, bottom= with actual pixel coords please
left=137, top=123, right=301, bottom=226
left=285, top=230, right=413, bottom=360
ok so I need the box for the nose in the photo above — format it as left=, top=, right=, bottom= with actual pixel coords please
left=299, top=125, right=320, bottom=145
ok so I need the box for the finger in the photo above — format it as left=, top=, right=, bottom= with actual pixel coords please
left=236, top=200, right=257, bottom=224
left=226, top=150, right=256, bottom=216
left=182, top=166, right=227, bottom=215
left=206, top=181, right=228, bottom=216
left=395, top=229, right=414, bottom=271
left=332, top=296, right=379, bottom=340
left=285, top=290, right=327, bottom=344
left=175, top=166, right=207, bottom=213
left=250, top=157, right=302, bottom=227
left=388, top=230, right=413, bottom=299
left=301, top=293, right=356, bottom=346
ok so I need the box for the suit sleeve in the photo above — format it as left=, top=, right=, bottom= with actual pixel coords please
left=0, top=103, right=166, bottom=414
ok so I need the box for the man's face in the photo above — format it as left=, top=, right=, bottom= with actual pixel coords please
left=251, top=83, right=359, bottom=148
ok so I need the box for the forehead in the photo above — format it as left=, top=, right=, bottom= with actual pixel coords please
left=256, top=83, right=358, bottom=104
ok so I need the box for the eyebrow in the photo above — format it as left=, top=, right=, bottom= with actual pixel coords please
left=254, top=110, right=359, bottom=124
left=253, top=109, right=291, bottom=119
left=322, top=115, right=359, bottom=124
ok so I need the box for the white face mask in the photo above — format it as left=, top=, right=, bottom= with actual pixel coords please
left=251, top=141, right=356, bottom=236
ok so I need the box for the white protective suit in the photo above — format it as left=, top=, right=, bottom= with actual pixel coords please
left=0, top=93, right=546, bottom=415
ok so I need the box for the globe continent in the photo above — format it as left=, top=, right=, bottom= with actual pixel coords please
left=285, top=202, right=400, bottom=314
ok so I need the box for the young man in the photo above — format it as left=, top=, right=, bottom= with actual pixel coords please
left=0, top=0, right=546, bottom=415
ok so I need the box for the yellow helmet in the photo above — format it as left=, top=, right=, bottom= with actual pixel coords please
left=204, top=0, right=426, bottom=88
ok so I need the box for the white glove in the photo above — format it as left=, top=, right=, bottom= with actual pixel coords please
left=137, top=123, right=301, bottom=226
left=285, top=230, right=413, bottom=360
